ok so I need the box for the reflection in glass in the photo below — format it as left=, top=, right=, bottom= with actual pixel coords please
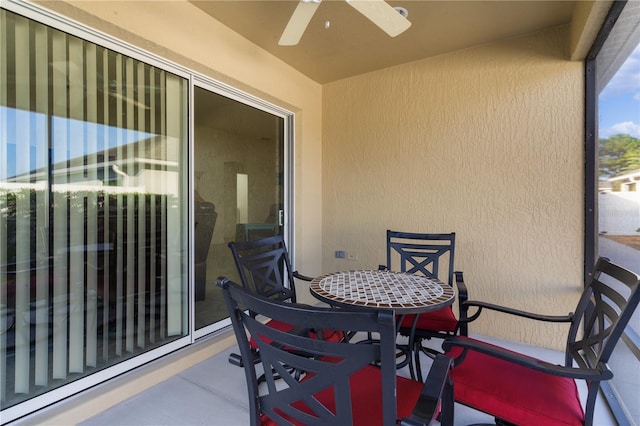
left=0, top=9, right=188, bottom=411
left=193, top=86, right=285, bottom=329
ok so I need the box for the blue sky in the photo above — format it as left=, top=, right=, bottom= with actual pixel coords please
left=598, top=43, right=640, bottom=139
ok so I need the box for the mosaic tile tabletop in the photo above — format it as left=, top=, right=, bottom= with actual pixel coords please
left=310, top=270, right=455, bottom=313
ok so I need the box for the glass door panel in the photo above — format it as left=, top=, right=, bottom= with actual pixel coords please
left=0, top=8, right=189, bottom=414
left=193, top=86, right=285, bottom=330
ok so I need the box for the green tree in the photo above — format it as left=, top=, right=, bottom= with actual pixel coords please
left=599, top=133, right=640, bottom=178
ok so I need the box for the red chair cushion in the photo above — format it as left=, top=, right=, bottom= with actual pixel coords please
left=399, top=306, right=458, bottom=333
left=445, top=337, right=585, bottom=426
left=260, top=364, right=425, bottom=426
left=250, top=319, right=343, bottom=350
left=309, top=328, right=344, bottom=342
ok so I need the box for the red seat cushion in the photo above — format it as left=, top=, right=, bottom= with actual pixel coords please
left=445, top=337, right=585, bottom=426
left=309, top=328, right=344, bottom=342
left=399, top=306, right=458, bottom=333
left=260, top=364, right=425, bottom=426
left=250, top=320, right=343, bottom=350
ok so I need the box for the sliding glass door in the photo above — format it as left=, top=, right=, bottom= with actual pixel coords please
left=0, top=2, right=293, bottom=420
left=0, top=8, right=189, bottom=414
left=192, top=85, right=286, bottom=331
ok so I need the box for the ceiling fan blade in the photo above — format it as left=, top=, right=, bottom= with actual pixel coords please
left=279, top=0, right=322, bottom=46
left=346, top=0, right=411, bottom=37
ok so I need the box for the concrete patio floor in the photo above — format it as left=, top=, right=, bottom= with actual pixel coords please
left=80, top=333, right=616, bottom=426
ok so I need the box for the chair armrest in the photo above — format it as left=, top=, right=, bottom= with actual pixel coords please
left=461, top=300, right=574, bottom=324
left=454, top=271, right=468, bottom=302
left=401, top=354, right=454, bottom=426
left=454, top=271, right=470, bottom=336
left=292, top=271, right=313, bottom=281
left=442, top=337, right=612, bottom=381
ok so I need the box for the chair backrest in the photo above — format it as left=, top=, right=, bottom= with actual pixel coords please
left=218, top=277, right=400, bottom=426
left=567, top=257, right=640, bottom=368
left=566, top=257, right=640, bottom=423
left=228, top=235, right=297, bottom=303
left=386, top=230, right=455, bottom=286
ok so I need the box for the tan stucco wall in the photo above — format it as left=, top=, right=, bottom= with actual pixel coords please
left=322, top=26, right=584, bottom=350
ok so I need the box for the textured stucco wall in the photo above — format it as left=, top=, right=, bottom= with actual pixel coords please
left=322, top=26, right=584, bottom=350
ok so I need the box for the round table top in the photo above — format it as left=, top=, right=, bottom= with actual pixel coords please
left=309, top=269, right=455, bottom=314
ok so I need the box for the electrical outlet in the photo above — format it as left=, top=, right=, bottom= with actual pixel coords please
left=347, top=253, right=358, bottom=261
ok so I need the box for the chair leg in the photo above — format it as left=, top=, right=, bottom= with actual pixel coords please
left=420, top=345, right=443, bottom=358
left=495, top=418, right=517, bottom=426
left=411, top=337, right=444, bottom=381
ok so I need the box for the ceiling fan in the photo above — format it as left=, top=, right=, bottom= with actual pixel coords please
left=279, top=0, right=411, bottom=46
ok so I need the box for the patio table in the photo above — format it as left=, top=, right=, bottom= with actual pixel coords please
left=309, top=269, right=455, bottom=379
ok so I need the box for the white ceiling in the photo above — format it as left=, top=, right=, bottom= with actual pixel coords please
left=191, top=0, right=579, bottom=84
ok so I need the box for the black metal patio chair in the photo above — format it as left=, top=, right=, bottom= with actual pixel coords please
left=218, top=277, right=455, bottom=426
left=442, top=257, right=640, bottom=426
left=227, top=235, right=342, bottom=370
left=228, top=235, right=307, bottom=305
left=381, top=230, right=470, bottom=379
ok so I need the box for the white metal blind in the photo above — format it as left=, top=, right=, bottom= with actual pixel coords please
left=0, top=9, right=187, bottom=410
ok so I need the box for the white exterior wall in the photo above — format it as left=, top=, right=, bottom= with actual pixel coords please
left=600, top=191, right=640, bottom=235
